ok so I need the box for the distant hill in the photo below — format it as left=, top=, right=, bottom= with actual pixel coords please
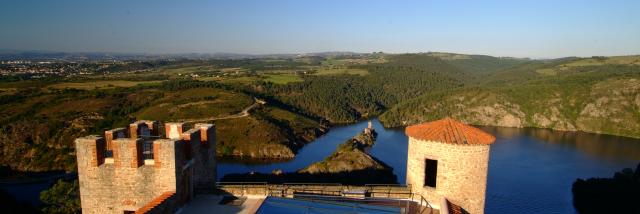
left=425, top=52, right=530, bottom=74
left=0, top=50, right=373, bottom=61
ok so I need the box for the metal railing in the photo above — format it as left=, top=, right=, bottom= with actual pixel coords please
left=416, top=194, right=432, bottom=214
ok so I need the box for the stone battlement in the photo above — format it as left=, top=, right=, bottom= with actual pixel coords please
left=77, top=121, right=214, bottom=169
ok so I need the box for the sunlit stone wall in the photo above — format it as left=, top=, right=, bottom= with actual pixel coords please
left=406, top=137, right=491, bottom=214
left=75, top=136, right=181, bottom=214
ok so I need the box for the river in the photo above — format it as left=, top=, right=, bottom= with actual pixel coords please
left=218, top=119, right=640, bottom=214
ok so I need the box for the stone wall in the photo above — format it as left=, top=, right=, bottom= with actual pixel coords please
left=75, top=121, right=218, bottom=214
left=406, top=137, right=490, bottom=214
left=193, top=123, right=217, bottom=194
left=76, top=136, right=182, bottom=214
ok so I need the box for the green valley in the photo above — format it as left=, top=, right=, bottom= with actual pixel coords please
left=1, top=52, right=639, bottom=172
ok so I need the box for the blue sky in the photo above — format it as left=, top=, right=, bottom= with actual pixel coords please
left=1, top=0, right=638, bottom=58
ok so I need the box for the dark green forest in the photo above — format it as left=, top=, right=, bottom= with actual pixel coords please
left=572, top=162, right=640, bottom=214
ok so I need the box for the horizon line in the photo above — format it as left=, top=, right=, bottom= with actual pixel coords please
left=2, top=48, right=639, bottom=60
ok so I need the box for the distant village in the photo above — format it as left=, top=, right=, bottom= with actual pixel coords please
left=0, top=60, right=125, bottom=78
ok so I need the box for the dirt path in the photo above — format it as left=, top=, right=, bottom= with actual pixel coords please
left=178, top=98, right=265, bottom=123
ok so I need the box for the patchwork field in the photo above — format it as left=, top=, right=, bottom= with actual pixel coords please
left=312, top=68, right=369, bottom=76
left=48, top=80, right=163, bottom=90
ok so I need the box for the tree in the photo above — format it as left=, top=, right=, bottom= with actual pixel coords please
left=572, top=162, right=640, bottom=214
left=39, top=179, right=81, bottom=214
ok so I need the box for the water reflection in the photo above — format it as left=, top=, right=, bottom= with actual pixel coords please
left=479, top=126, right=640, bottom=161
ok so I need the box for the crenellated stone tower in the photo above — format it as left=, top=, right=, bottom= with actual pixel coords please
left=75, top=121, right=216, bottom=214
left=405, top=118, right=495, bottom=214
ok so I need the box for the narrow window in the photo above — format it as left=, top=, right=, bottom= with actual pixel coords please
left=104, top=144, right=113, bottom=158
left=143, top=141, right=154, bottom=160
left=425, top=159, right=438, bottom=188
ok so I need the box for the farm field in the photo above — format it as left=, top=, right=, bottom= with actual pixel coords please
left=312, top=67, right=369, bottom=76
left=47, top=80, right=163, bottom=90
left=262, top=73, right=303, bottom=84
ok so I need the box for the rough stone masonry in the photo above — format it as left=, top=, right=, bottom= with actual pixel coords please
left=75, top=121, right=216, bottom=214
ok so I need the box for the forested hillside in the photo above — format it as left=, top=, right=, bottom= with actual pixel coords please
left=253, top=54, right=496, bottom=123
left=380, top=56, right=640, bottom=138
left=217, top=53, right=640, bottom=138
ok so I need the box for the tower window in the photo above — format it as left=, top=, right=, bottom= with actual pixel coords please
left=425, top=159, right=438, bottom=188
left=143, top=141, right=154, bottom=160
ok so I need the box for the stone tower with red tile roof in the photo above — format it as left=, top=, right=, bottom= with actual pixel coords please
left=405, top=118, right=495, bottom=214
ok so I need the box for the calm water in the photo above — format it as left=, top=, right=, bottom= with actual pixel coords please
left=0, top=181, right=54, bottom=205
left=218, top=119, right=640, bottom=214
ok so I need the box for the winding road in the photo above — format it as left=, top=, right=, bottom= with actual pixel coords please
left=178, top=98, right=265, bottom=123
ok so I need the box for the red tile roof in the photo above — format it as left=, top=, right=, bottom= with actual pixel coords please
left=135, top=191, right=175, bottom=214
left=447, top=199, right=465, bottom=214
left=405, top=118, right=495, bottom=145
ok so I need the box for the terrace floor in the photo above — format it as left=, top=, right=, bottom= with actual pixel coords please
left=176, top=194, right=265, bottom=214
left=175, top=194, right=437, bottom=214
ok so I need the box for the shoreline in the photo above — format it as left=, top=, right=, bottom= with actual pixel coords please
left=380, top=120, right=640, bottom=140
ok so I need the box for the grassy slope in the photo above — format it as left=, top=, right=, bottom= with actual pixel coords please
left=135, top=87, right=253, bottom=121
left=215, top=106, right=323, bottom=159
left=0, top=88, right=162, bottom=171
left=262, top=73, right=303, bottom=84
left=0, top=79, right=323, bottom=171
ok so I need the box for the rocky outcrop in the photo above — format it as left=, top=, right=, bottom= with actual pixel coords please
left=299, top=130, right=383, bottom=174
left=231, top=143, right=295, bottom=159
left=575, top=79, right=640, bottom=137
left=381, top=78, right=640, bottom=138
left=462, top=103, right=525, bottom=127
